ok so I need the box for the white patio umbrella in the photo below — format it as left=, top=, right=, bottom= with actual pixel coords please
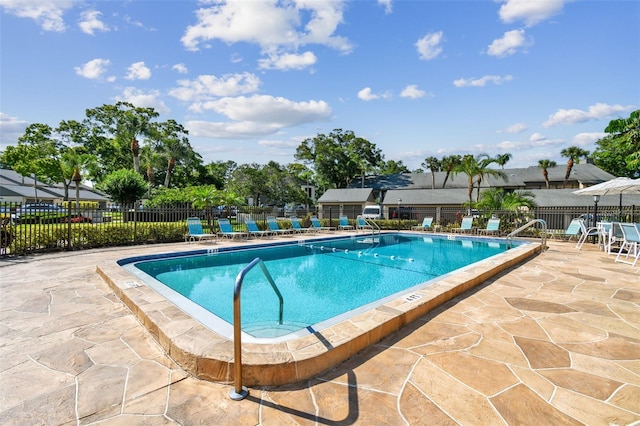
left=573, top=177, right=640, bottom=220
left=572, top=177, right=640, bottom=196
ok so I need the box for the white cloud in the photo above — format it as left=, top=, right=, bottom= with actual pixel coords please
left=487, top=29, right=531, bottom=57
left=78, top=10, right=109, bottom=35
left=498, top=0, right=566, bottom=27
left=530, top=132, right=546, bottom=141
left=181, top=1, right=352, bottom=58
left=572, top=132, right=606, bottom=147
left=542, top=103, right=636, bottom=127
left=74, top=58, right=111, bottom=79
left=499, top=122, right=528, bottom=133
left=357, top=87, right=391, bottom=101
left=453, top=75, right=513, bottom=87
left=0, top=0, right=76, bottom=32
left=125, top=62, right=151, bottom=80
left=258, top=51, right=317, bottom=70
left=116, top=87, right=169, bottom=114
left=169, top=73, right=261, bottom=102
left=172, top=63, right=188, bottom=74
left=415, top=31, right=443, bottom=60
left=400, top=85, right=426, bottom=99
left=185, top=95, right=331, bottom=139
left=378, top=0, right=392, bottom=14
left=0, top=112, right=29, bottom=148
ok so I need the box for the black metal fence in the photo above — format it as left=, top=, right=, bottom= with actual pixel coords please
left=1, top=201, right=637, bottom=257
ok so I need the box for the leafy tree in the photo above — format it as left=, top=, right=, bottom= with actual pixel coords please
left=422, top=156, right=441, bottom=189
left=441, top=155, right=462, bottom=188
left=377, top=159, right=410, bottom=175
left=148, top=119, right=196, bottom=188
left=560, top=146, right=590, bottom=187
left=99, top=169, right=147, bottom=205
left=205, top=160, right=237, bottom=189
left=537, top=159, right=557, bottom=189
left=84, top=101, right=158, bottom=175
left=295, top=129, right=383, bottom=189
left=592, top=110, right=640, bottom=177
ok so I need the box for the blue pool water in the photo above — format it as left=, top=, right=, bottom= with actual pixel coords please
left=123, top=233, right=518, bottom=340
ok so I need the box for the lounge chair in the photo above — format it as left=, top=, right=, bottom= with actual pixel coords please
left=185, top=217, right=216, bottom=243
left=267, top=216, right=293, bottom=236
left=245, top=218, right=272, bottom=239
left=412, top=217, right=434, bottom=232
left=338, top=215, right=354, bottom=231
left=356, top=216, right=374, bottom=233
left=310, top=216, right=333, bottom=232
left=576, top=219, right=600, bottom=249
left=614, top=223, right=640, bottom=266
left=218, top=218, right=248, bottom=240
left=555, top=218, right=582, bottom=241
left=478, top=218, right=501, bottom=236
left=289, top=216, right=315, bottom=234
left=452, top=216, right=474, bottom=234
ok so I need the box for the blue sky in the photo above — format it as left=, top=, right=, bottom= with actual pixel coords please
left=1, top=0, right=638, bottom=171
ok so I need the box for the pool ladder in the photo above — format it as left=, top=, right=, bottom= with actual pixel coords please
left=505, top=219, right=548, bottom=250
left=230, top=257, right=283, bottom=401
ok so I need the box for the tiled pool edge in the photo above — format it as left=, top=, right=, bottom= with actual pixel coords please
left=96, top=240, right=543, bottom=387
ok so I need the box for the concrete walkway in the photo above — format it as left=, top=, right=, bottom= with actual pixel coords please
left=1, top=238, right=639, bottom=425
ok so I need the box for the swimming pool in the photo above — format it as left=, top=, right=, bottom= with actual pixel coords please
left=101, top=232, right=541, bottom=386
left=124, top=234, right=512, bottom=341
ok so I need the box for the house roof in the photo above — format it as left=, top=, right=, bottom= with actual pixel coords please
left=380, top=188, right=640, bottom=207
left=0, top=168, right=109, bottom=202
left=317, top=188, right=374, bottom=203
left=350, top=163, right=616, bottom=190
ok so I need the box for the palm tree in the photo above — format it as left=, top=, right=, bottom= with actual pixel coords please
left=452, top=154, right=508, bottom=213
left=560, top=146, right=590, bottom=187
left=61, top=149, right=96, bottom=209
left=476, top=188, right=537, bottom=212
left=474, top=154, right=506, bottom=202
left=422, top=156, right=441, bottom=189
left=151, top=120, right=192, bottom=188
left=441, top=155, right=461, bottom=188
left=494, top=153, right=513, bottom=169
left=537, top=159, right=557, bottom=189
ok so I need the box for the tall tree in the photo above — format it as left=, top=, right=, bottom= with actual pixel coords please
left=494, top=153, right=513, bottom=169
left=475, top=154, right=507, bottom=202
left=560, top=146, right=590, bottom=187
left=537, top=159, right=557, bottom=189
left=452, top=154, right=507, bottom=213
left=422, top=156, right=441, bottom=189
left=441, top=155, right=461, bottom=188
left=295, top=129, right=383, bottom=189
left=84, top=101, right=158, bottom=175
left=148, top=120, right=194, bottom=188
left=592, top=110, right=640, bottom=177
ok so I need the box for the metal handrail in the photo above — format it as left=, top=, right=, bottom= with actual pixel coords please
left=505, top=219, right=548, bottom=250
left=356, top=215, right=380, bottom=235
left=229, top=257, right=283, bottom=401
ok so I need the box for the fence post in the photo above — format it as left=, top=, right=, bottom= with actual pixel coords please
left=66, top=202, right=72, bottom=250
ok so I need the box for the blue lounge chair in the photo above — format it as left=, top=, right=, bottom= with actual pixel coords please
left=452, top=216, right=474, bottom=234
left=555, top=218, right=582, bottom=241
left=615, top=223, right=640, bottom=266
left=245, top=218, right=272, bottom=239
left=310, top=216, right=333, bottom=232
left=478, top=218, right=500, bottom=236
left=186, top=217, right=216, bottom=243
left=412, top=217, right=434, bottom=232
left=266, top=216, right=293, bottom=236
left=218, top=218, right=248, bottom=240
left=289, top=216, right=314, bottom=234
left=338, top=215, right=354, bottom=231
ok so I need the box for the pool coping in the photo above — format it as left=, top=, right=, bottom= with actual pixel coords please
left=96, top=233, right=544, bottom=387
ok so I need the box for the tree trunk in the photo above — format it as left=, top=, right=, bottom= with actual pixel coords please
left=543, top=169, right=549, bottom=189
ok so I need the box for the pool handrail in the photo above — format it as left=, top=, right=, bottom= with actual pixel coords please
left=505, top=219, right=547, bottom=250
left=356, top=215, right=380, bottom=235
left=230, top=257, right=283, bottom=401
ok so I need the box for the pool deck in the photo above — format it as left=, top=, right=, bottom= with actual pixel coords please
left=1, top=233, right=639, bottom=425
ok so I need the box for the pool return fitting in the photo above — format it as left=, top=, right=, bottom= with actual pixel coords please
left=230, top=257, right=283, bottom=401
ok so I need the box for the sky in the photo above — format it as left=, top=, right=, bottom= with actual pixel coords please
left=1, top=0, right=638, bottom=172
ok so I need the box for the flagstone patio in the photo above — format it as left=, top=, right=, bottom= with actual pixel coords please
left=0, top=236, right=638, bottom=425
